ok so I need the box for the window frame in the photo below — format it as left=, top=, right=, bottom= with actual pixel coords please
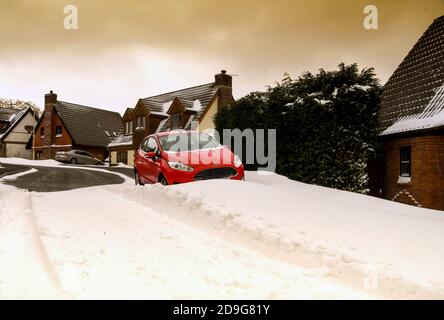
left=55, top=126, right=63, bottom=137
left=400, top=146, right=411, bottom=177
left=171, top=113, right=182, bottom=129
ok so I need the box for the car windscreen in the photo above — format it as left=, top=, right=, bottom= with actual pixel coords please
left=159, top=132, right=221, bottom=152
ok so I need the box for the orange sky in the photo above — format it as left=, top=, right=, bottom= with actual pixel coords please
left=0, top=0, right=443, bottom=113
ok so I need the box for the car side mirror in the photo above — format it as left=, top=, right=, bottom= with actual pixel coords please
left=145, top=151, right=156, bottom=159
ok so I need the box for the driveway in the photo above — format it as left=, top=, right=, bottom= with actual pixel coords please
left=0, top=163, right=125, bottom=192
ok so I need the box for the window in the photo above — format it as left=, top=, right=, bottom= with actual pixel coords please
left=171, top=113, right=182, bottom=129
left=35, top=151, right=43, bottom=159
left=117, top=151, right=128, bottom=164
left=147, top=137, right=158, bottom=152
left=125, top=121, right=133, bottom=134
left=400, top=147, right=411, bottom=177
left=136, top=116, right=146, bottom=130
left=55, top=126, right=62, bottom=137
left=159, top=132, right=221, bottom=152
left=40, top=127, right=44, bottom=137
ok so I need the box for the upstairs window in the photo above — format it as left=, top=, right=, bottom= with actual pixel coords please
left=40, top=127, right=44, bottom=137
left=171, top=113, right=182, bottom=129
left=125, top=121, right=132, bottom=134
left=400, top=146, right=411, bottom=177
left=136, top=116, right=146, bottom=130
left=55, top=126, right=62, bottom=137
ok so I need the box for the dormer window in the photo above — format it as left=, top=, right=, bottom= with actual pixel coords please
left=136, top=116, right=146, bottom=130
left=171, top=113, right=182, bottom=129
left=125, top=121, right=132, bottom=134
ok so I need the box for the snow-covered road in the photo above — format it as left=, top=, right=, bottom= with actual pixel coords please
left=0, top=177, right=374, bottom=299
left=1, top=159, right=444, bottom=299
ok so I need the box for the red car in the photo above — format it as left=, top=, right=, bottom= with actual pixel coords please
left=134, top=131, right=244, bottom=185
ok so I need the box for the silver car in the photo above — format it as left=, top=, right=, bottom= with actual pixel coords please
left=55, top=150, right=103, bottom=165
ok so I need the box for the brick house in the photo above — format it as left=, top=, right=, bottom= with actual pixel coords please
left=0, top=106, right=39, bottom=159
left=108, top=70, right=234, bottom=166
left=33, top=91, right=122, bottom=161
left=379, top=15, right=444, bottom=210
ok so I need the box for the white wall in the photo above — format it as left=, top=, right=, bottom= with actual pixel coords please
left=110, top=151, right=117, bottom=164
left=3, top=111, right=36, bottom=159
left=3, top=112, right=36, bottom=143
left=197, top=97, right=218, bottom=132
left=5, top=143, right=32, bottom=159
left=127, top=150, right=134, bottom=166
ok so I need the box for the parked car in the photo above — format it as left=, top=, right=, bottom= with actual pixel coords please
left=134, top=131, right=244, bottom=185
left=55, top=150, right=103, bottom=165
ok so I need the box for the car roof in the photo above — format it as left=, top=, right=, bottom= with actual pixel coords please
left=154, top=130, right=198, bottom=137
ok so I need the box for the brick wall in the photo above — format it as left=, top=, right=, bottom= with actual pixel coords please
left=34, top=106, right=73, bottom=159
left=383, top=132, right=444, bottom=210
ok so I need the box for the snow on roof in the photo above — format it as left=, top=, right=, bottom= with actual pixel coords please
left=381, top=83, right=444, bottom=135
left=379, top=16, right=444, bottom=134
left=162, top=100, right=174, bottom=113
left=108, top=134, right=133, bottom=148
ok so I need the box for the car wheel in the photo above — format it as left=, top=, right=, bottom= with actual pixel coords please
left=135, top=171, right=144, bottom=186
left=159, top=176, right=168, bottom=186
left=96, top=162, right=102, bottom=165
left=70, top=158, right=77, bottom=164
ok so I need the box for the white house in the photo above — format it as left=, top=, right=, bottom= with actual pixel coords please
left=0, top=107, right=39, bottom=159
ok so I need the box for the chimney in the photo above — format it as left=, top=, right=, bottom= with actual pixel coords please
left=215, top=69, right=232, bottom=88
left=44, top=90, right=57, bottom=112
left=42, top=90, right=57, bottom=159
left=214, top=70, right=234, bottom=113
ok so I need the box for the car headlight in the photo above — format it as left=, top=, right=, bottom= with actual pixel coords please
left=234, top=155, right=243, bottom=167
left=168, top=161, right=194, bottom=172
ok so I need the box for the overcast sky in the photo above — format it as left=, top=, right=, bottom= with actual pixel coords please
left=0, top=0, right=442, bottom=114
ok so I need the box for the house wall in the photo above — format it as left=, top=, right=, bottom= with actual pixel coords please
left=3, top=112, right=36, bottom=144
left=34, top=110, right=73, bottom=159
left=5, top=143, right=31, bottom=159
left=111, top=150, right=117, bottom=164
left=109, top=148, right=134, bottom=166
left=383, top=133, right=444, bottom=210
left=128, top=150, right=134, bottom=166
left=3, top=111, right=36, bottom=159
left=197, top=97, right=218, bottom=132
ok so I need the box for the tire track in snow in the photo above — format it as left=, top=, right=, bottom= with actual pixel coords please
left=0, top=180, right=65, bottom=299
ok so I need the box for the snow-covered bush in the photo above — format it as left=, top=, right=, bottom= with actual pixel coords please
left=215, top=63, right=382, bottom=193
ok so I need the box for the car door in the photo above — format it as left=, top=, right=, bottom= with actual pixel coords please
left=73, top=151, right=86, bottom=164
left=84, top=152, right=97, bottom=165
left=137, top=138, right=151, bottom=183
left=145, top=137, right=161, bottom=183
left=78, top=151, right=90, bottom=164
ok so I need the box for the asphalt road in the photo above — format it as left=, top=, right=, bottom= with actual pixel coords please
left=0, top=163, right=130, bottom=192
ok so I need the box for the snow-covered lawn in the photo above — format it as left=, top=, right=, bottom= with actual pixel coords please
left=1, top=160, right=444, bottom=299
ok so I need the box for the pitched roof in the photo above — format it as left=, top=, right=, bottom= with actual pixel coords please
left=0, top=107, right=37, bottom=140
left=108, top=134, right=133, bottom=148
left=140, top=82, right=218, bottom=119
left=379, top=15, right=444, bottom=136
left=55, top=101, right=122, bottom=147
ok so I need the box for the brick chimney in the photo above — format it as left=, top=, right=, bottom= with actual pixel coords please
left=42, top=90, right=57, bottom=158
left=45, top=90, right=57, bottom=112
left=214, top=70, right=234, bottom=113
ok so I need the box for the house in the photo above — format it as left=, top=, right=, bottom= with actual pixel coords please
left=33, top=91, right=122, bottom=161
left=379, top=15, right=444, bottom=210
left=108, top=70, right=234, bottom=166
left=0, top=106, right=39, bottom=159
